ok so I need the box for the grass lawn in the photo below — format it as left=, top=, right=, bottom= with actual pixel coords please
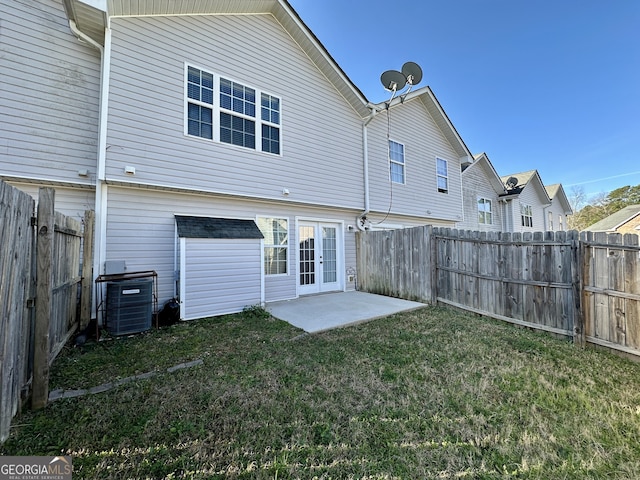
left=2, top=305, right=640, bottom=479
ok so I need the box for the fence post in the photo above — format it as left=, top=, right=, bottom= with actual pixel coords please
left=428, top=226, right=437, bottom=304
left=80, top=210, right=95, bottom=330
left=32, top=187, right=54, bottom=410
left=572, top=230, right=585, bottom=346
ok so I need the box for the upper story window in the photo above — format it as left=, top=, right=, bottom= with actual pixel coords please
left=186, top=65, right=281, bottom=154
left=521, top=204, right=533, bottom=227
left=389, top=140, right=405, bottom=184
left=436, top=158, right=448, bottom=193
left=478, top=198, right=492, bottom=225
left=257, top=217, right=288, bottom=275
left=548, top=211, right=554, bottom=230
left=558, top=215, right=564, bottom=231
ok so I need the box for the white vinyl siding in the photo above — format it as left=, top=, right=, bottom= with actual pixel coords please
left=0, top=0, right=100, bottom=185
left=104, top=187, right=365, bottom=306
left=8, top=183, right=94, bottom=223
left=365, top=99, right=463, bottom=221
left=545, top=194, right=570, bottom=232
left=181, top=238, right=262, bottom=320
left=457, top=162, right=502, bottom=232
left=106, top=15, right=363, bottom=208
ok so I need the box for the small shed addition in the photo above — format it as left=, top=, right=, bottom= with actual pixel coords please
left=175, top=215, right=264, bottom=320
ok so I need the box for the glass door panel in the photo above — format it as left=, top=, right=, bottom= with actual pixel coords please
left=322, top=226, right=337, bottom=284
left=299, top=225, right=315, bottom=287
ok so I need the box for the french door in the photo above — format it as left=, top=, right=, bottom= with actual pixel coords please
left=298, top=221, right=342, bottom=295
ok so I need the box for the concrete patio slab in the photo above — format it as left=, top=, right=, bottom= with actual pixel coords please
left=266, top=291, right=427, bottom=333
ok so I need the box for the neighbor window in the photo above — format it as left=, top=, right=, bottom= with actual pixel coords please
left=548, top=211, right=554, bottom=230
left=558, top=215, right=564, bottom=231
left=436, top=158, right=448, bottom=193
left=521, top=204, right=533, bottom=227
left=186, top=65, right=281, bottom=154
left=389, top=140, right=405, bottom=184
left=257, top=217, right=288, bottom=275
left=478, top=198, right=492, bottom=225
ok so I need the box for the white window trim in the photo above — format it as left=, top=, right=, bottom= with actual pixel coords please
left=478, top=197, right=493, bottom=225
left=257, top=216, right=289, bottom=276
left=521, top=203, right=533, bottom=228
left=184, top=63, right=282, bottom=156
left=389, top=139, right=406, bottom=185
left=436, top=157, right=449, bottom=194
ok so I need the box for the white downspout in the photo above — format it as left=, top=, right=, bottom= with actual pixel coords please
left=358, top=107, right=379, bottom=231
left=69, top=20, right=111, bottom=320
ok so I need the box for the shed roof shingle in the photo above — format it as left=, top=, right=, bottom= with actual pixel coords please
left=175, top=216, right=264, bottom=239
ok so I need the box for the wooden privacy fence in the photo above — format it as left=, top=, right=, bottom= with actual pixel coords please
left=356, top=225, right=640, bottom=358
left=0, top=181, right=94, bottom=443
left=582, top=231, right=640, bottom=356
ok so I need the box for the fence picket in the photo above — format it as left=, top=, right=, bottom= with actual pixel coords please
left=0, top=181, right=93, bottom=441
left=357, top=225, right=640, bottom=358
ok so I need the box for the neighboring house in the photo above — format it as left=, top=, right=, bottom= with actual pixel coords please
left=500, top=170, right=552, bottom=233
left=583, top=205, right=640, bottom=234
left=1, top=0, right=473, bottom=320
left=544, top=184, right=573, bottom=231
left=457, top=153, right=506, bottom=232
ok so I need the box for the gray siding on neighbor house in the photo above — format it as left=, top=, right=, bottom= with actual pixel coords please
left=365, top=98, right=463, bottom=222
left=104, top=14, right=364, bottom=208
left=104, top=186, right=363, bottom=305
left=458, top=166, right=502, bottom=232
left=0, top=0, right=100, bottom=185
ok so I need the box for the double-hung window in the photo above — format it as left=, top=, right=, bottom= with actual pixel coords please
left=257, top=217, right=288, bottom=275
left=521, top=204, right=533, bottom=227
left=478, top=198, right=492, bottom=225
left=389, top=140, right=405, bottom=184
left=186, top=65, right=281, bottom=154
left=436, top=158, right=448, bottom=193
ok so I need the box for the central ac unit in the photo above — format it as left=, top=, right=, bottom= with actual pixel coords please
left=106, top=279, right=153, bottom=335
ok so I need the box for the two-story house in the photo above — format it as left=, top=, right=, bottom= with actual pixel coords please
left=457, top=157, right=572, bottom=233
left=1, top=0, right=473, bottom=320
left=457, top=153, right=506, bottom=232
left=500, top=170, right=552, bottom=233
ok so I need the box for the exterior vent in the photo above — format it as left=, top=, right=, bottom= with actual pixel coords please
left=106, top=279, right=153, bottom=335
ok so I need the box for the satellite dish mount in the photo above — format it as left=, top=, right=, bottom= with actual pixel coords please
left=380, top=61, right=423, bottom=106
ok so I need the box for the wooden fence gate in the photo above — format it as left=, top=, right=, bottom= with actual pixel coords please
left=0, top=182, right=94, bottom=442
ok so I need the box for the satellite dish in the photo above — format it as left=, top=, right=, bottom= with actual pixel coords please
left=402, top=61, right=423, bottom=85
left=381, top=70, right=407, bottom=92
left=506, top=177, right=519, bottom=189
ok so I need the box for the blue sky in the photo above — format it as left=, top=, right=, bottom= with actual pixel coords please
left=288, top=0, right=640, bottom=201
